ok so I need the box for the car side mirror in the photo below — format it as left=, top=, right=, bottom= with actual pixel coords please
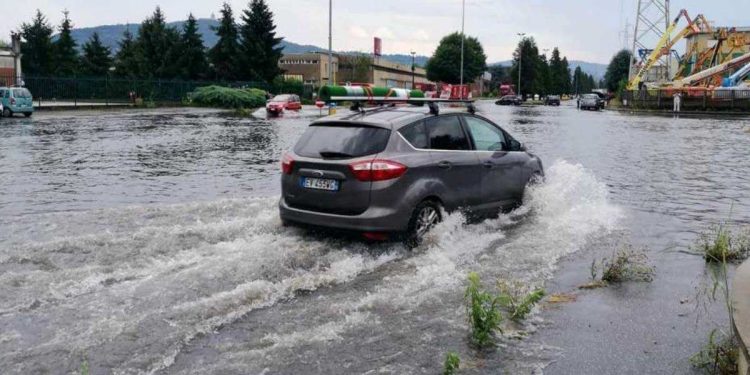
left=519, top=143, right=527, bottom=152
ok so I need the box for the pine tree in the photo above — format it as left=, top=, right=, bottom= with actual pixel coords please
left=238, top=0, right=284, bottom=82
left=20, top=10, right=55, bottom=76
left=178, top=14, right=208, bottom=80
left=53, top=10, right=78, bottom=76
left=79, top=32, right=113, bottom=76
left=114, top=29, right=140, bottom=78
left=209, top=3, right=240, bottom=80
left=561, top=57, right=572, bottom=94
left=509, top=37, right=541, bottom=97
left=536, top=53, right=551, bottom=96
left=548, top=48, right=565, bottom=95
left=137, top=7, right=180, bottom=78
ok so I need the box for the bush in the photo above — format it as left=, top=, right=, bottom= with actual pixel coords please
left=465, top=272, right=502, bottom=348
left=189, top=85, right=267, bottom=109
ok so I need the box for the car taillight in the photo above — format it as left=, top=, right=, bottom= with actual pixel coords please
left=349, top=160, right=407, bottom=182
left=281, top=153, right=295, bottom=174
left=10, top=97, right=15, bottom=105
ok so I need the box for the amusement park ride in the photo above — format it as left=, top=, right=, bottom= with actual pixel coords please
left=627, top=6, right=750, bottom=94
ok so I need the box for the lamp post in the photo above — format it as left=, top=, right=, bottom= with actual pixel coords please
left=517, top=32, right=525, bottom=99
left=459, top=0, right=465, bottom=98
left=410, top=51, right=416, bottom=89
left=328, top=0, right=333, bottom=87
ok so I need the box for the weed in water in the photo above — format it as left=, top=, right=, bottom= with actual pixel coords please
left=465, top=272, right=502, bottom=348
left=600, top=245, right=655, bottom=283
left=689, top=329, right=738, bottom=374
left=443, top=352, right=460, bottom=375
left=79, top=359, right=89, bottom=375
left=496, top=279, right=545, bottom=321
left=696, top=224, right=750, bottom=263
left=590, top=258, right=598, bottom=280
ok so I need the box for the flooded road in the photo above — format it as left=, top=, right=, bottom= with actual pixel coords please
left=1, top=104, right=749, bottom=374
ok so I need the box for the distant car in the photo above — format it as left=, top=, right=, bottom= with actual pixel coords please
left=545, top=95, right=561, bottom=106
left=266, top=94, right=302, bottom=115
left=580, top=94, right=600, bottom=111
left=0, top=87, right=34, bottom=117
left=591, top=92, right=607, bottom=109
left=495, top=95, right=521, bottom=106
left=279, top=105, right=544, bottom=246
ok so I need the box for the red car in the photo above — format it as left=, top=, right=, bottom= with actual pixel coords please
left=266, top=94, right=302, bottom=115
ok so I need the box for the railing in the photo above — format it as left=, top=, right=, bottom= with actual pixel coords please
left=0, top=75, right=314, bottom=109
left=622, top=89, right=750, bottom=111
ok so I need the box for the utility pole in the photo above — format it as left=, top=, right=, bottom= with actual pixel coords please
left=328, top=0, right=333, bottom=87
left=517, top=32, right=525, bottom=98
left=629, top=0, right=671, bottom=83
left=411, top=51, right=416, bottom=89
left=459, top=0, right=465, bottom=98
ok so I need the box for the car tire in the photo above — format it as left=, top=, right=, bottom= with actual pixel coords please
left=405, top=200, right=442, bottom=248
left=24, top=112, right=32, bottom=118
left=2, top=108, right=10, bottom=118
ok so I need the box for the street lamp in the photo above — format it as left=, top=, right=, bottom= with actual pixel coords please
left=459, top=0, right=465, bottom=98
left=517, top=32, right=525, bottom=99
left=410, top=51, right=416, bottom=89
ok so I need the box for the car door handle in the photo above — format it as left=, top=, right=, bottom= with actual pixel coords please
left=438, top=161, right=452, bottom=169
left=482, top=161, right=495, bottom=169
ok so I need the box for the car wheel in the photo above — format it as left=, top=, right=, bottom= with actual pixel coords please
left=24, top=112, right=32, bottom=118
left=2, top=108, right=10, bottom=118
left=405, top=200, right=442, bottom=248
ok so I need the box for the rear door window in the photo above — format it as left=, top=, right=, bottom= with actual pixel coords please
left=464, top=116, right=507, bottom=151
left=426, top=115, right=471, bottom=151
left=294, top=124, right=391, bottom=159
left=398, top=121, right=428, bottom=149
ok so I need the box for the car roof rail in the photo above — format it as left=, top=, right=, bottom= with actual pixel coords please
left=329, top=96, right=476, bottom=116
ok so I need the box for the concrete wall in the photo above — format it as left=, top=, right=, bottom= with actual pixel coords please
left=733, top=260, right=750, bottom=375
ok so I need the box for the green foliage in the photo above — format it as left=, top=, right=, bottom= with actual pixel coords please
left=21, top=10, right=55, bottom=75
left=209, top=3, right=241, bottom=81
left=426, top=32, right=487, bottom=84
left=697, top=224, right=750, bottom=263
left=79, top=33, right=113, bottom=77
left=79, top=359, right=89, bottom=375
left=464, top=272, right=502, bottom=348
left=339, top=54, right=374, bottom=83
left=443, top=352, right=460, bottom=375
left=599, top=246, right=655, bottom=283
left=271, top=77, right=304, bottom=96
left=54, top=11, right=79, bottom=76
left=238, top=0, right=284, bottom=82
left=114, top=29, right=139, bottom=78
left=689, top=329, right=738, bottom=374
left=605, top=50, right=632, bottom=92
left=190, top=85, right=267, bottom=109
left=573, top=66, right=598, bottom=95
left=549, top=48, right=571, bottom=95
left=178, top=14, right=209, bottom=80
left=136, top=7, right=181, bottom=78
left=496, top=280, right=545, bottom=321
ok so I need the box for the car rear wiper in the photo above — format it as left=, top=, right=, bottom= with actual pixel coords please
left=319, top=150, right=353, bottom=159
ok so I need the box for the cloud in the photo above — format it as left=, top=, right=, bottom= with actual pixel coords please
left=373, top=26, right=396, bottom=40
left=349, top=25, right=369, bottom=39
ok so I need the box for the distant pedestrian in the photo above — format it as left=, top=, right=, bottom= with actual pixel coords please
left=673, top=92, right=682, bottom=113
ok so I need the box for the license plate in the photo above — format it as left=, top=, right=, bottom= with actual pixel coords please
left=301, top=177, right=339, bottom=191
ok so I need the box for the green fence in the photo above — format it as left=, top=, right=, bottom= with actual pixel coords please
left=4, top=75, right=313, bottom=108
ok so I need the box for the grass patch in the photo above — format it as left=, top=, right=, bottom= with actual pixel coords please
left=695, top=224, right=750, bottom=263
left=689, top=329, right=738, bottom=374
left=443, top=352, right=460, bottom=375
left=189, top=85, right=267, bottom=109
left=496, top=280, right=545, bottom=321
left=465, top=272, right=502, bottom=348
left=596, top=245, right=655, bottom=283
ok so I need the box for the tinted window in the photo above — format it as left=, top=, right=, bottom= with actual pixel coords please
left=464, top=116, right=506, bottom=151
left=294, top=124, right=391, bottom=159
left=426, top=115, right=470, bottom=151
left=398, top=121, right=428, bottom=149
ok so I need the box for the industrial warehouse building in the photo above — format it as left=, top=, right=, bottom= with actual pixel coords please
left=0, top=34, right=22, bottom=86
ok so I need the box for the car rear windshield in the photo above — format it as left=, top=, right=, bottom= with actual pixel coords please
left=12, top=88, right=31, bottom=98
left=294, top=124, right=391, bottom=159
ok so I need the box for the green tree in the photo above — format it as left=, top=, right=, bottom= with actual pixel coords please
left=425, top=32, right=487, bottom=84
left=114, top=29, right=140, bottom=78
left=20, top=10, right=55, bottom=76
left=561, top=57, right=572, bottom=94
left=238, top=0, right=284, bottom=82
left=509, top=37, right=541, bottom=97
left=79, top=32, right=113, bottom=76
left=178, top=14, right=208, bottom=79
left=487, top=64, right=509, bottom=94
left=339, top=54, right=373, bottom=83
left=53, top=10, right=78, bottom=76
left=209, top=3, right=240, bottom=80
left=605, top=49, right=632, bottom=92
left=537, top=53, right=551, bottom=96
left=136, top=7, right=180, bottom=78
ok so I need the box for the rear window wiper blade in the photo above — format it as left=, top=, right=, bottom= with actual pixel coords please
left=319, top=150, right=353, bottom=158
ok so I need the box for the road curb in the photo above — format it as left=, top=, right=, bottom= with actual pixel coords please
left=733, top=259, right=750, bottom=375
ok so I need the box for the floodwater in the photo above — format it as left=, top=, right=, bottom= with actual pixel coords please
left=0, top=104, right=748, bottom=374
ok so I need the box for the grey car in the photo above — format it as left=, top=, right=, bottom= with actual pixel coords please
left=279, top=106, right=544, bottom=245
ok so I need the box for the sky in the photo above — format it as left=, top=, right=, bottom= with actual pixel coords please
left=3, top=0, right=750, bottom=64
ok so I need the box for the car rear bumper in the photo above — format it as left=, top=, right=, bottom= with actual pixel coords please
left=9, top=106, right=33, bottom=113
left=279, top=197, right=411, bottom=233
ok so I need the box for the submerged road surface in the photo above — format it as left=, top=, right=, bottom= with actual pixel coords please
left=1, top=104, right=748, bottom=373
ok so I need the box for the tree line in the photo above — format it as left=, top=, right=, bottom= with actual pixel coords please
left=18, top=1, right=284, bottom=82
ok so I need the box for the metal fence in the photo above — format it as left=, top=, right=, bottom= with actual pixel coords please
left=622, top=89, right=750, bottom=111
left=0, top=75, right=314, bottom=109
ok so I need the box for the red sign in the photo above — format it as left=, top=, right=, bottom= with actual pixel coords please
left=374, top=37, right=382, bottom=56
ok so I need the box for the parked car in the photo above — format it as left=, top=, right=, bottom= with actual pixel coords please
left=495, top=95, right=522, bottom=106
left=0, top=87, right=34, bottom=117
left=279, top=105, right=544, bottom=246
left=545, top=95, right=561, bottom=106
left=580, top=94, right=601, bottom=111
left=266, top=94, right=302, bottom=115
left=591, top=91, right=607, bottom=109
